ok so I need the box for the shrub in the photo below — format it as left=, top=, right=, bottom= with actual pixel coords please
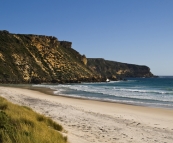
left=36, top=114, right=46, bottom=122
left=0, top=103, right=8, bottom=110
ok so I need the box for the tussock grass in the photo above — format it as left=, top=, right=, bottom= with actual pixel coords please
left=36, top=114, right=63, bottom=131
left=0, top=98, right=8, bottom=110
left=0, top=96, right=67, bottom=143
left=0, top=103, right=8, bottom=110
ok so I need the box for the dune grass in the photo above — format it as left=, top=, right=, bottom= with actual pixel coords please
left=0, top=96, right=67, bottom=143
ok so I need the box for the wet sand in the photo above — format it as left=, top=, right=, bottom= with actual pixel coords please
left=0, top=86, right=173, bottom=143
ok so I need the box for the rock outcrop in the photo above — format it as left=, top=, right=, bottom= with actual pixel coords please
left=81, top=55, right=87, bottom=65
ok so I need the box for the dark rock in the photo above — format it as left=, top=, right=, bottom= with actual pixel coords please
left=59, top=41, right=72, bottom=48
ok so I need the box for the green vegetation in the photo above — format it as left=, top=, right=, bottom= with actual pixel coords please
left=0, top=96, right=67, bottom=143
left=87, top=58, right=154, bottom=79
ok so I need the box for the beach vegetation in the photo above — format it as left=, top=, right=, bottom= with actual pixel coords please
left=0, top=96, right=67, bottom=143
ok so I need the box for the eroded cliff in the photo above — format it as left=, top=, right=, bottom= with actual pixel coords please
left=0, top=30, right=99, bottom=83
left=0, top=30, right=154, bottom=83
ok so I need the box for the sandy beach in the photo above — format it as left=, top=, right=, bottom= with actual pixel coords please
left=0, top=86, right=173, bottom=143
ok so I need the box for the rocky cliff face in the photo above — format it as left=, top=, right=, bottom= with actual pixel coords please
left=0, top=30, right=100, bottom=83
left=0, top=30, right=154, bottom=83
left=87, top=58, right=154, bottom=80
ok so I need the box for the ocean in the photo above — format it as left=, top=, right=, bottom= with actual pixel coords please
left=34, top=76, right=173, bottom=109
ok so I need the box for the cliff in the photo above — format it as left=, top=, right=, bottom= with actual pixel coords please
left=0, top=30, right=100, bottom=83
left=0, top=30, right=154, bottom=83
left=87, top=58, right=154, bottom=80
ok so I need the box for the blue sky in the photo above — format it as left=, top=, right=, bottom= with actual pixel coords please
left=0, top=0, right=173, bottom=75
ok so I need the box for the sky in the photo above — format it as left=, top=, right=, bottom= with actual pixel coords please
left=0, top=0, right=173, bottom=75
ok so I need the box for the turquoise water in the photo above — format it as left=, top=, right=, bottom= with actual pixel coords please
left=34, top=76, right=173, bottom=109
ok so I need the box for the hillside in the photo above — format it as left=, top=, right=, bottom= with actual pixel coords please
left=87, top=58, right=154, bottom=80
left=0, top=30, right=154, bottom=83
left=0, top=30, right=100, bottom=83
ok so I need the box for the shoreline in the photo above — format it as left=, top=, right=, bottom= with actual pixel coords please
left=0, top=86, right=173, bottom=143
left=2, top=84, right=173, bottom=110
left=31, top=86, right=173, bottom=110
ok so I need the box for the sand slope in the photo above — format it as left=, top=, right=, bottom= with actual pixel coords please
left=0, top=86, right=173, bottom=143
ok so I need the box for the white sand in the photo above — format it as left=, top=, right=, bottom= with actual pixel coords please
left=0, top=86, right=173, bottom=143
